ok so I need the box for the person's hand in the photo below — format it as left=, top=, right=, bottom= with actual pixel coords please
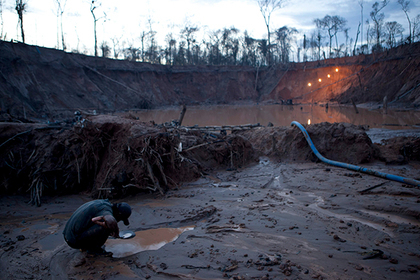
left=92, top=215, right=119, bottom=238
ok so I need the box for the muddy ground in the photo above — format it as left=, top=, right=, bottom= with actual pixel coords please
left=1, top=159, right=420, bottom=280
left=1, top=117, right=420, bottom=280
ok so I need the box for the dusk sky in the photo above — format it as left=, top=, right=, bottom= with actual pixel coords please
left=1, top=0, right=419, bottom=57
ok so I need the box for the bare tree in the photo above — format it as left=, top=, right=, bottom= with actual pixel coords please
left=208, top=29, right=222, bottom=65
left=353, top=22, right=361, bottom=55
left=100, top=41, right=110, bottom=57
left=0, top=0, right=4, bottom=39
left=344, top=28, right=350, bottom=56
left=413, top=14, right=420, bottom=42
left=240, top=31, right=259, bottom=66
left=90, top=0, right=106, bottom=57
left=365, top=19, right=371, bottom=50
left=54, top=0, right=67, bottom=50
left=139, top=30, right=149, bottom=62
left=123, top=41, right=139, bottom=61
left=385, top=21, right=404, bottom=48
left=358, top=0, right=364, bottom=48
left=256, top=0, right=284, bottom=65
left=164, top=33, right=176, bottom=65
left=181, top=23, right=199, bottom=64
left=110, top=36, right=121, bottom=59
left=398, top=0, right=412, bottom=43
left=146, top=17, right=158, bottom=63
left=221, top=27, right=239, bottom=64
left=15, top=0, right=27, bottom=43
left=370, top=0, right=389, bottom=51
left=314, top=15, right=346, bottom=58
left=274, top=26, right=297, bottom=63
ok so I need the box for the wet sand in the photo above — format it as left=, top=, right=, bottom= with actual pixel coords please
left=1, top=158, right=420, bottom=279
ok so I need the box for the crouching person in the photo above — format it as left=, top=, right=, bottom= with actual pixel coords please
left=63, top=199, right=132, bottom=256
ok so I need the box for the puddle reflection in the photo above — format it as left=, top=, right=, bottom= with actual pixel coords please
left=125, top=104, right=420, bottom=129
left=105, top=226, right=194, bottom=258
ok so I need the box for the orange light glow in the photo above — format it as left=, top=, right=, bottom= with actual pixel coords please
left=318, top=78, right=322, bottom=82
left=308, top=83, right=312, bottom=86
left=308, top=119, right=311, bottom=125
left=327, top=74, right=331, bottom=78
left=335, top=68, right=339, bottom=72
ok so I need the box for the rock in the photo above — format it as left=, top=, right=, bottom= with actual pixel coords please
left=69, top=255, right=86, bottom=267
left=16, top=235, right=25, bottom=241
left=333, top=234, right=346, bottom=242
left=408, top=267, right=418, bottom=273
left=355, top=265, right=364, bottom=271
left=389, top=258, right=398, bottom=264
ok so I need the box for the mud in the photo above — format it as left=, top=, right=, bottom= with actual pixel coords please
left=1, top=117, right=420, bottom=279
left=1, top=158, right=420, bottom=280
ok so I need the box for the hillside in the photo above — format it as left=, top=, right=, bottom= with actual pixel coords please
left=0, top=40, right=420, bottom=122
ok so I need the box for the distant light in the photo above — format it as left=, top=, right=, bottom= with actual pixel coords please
left=335, top=68, right=339, bottom=72
left=318, top=78, right=322, bottom=82
left=308, top=119, right=311, bottom=125
left=327, top=74, right=331, bottom=78
left=308, top=83, right=312, bottom=86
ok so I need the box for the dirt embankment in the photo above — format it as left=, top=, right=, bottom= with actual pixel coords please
left=1, top=116, right=419, bottom=204
left=238, top=122, right=379, bottom=164
left=1, top=40, right=420, bottom=122
left=260, top=43, right=420, bottom=106
left=0, top=115, right=256, bottom=204
left=0, top=40, right=258, bottom=121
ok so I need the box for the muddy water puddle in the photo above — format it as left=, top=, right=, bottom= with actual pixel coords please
left=105, top=226, right=194, bottom=258
left=127, top=104, right=420, bottom=129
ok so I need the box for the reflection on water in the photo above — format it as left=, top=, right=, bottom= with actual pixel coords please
left=105, top=226, right=194, bottom=258
left=127, top=105, right=420, bottom=129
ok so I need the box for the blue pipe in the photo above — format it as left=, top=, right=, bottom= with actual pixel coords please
left=291, top=121, right=420, bottom=187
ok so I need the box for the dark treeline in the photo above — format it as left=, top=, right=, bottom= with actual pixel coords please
left=98, top=5, right=419, bottom=67
left=100, top=21, right=419, bottom=68
left=7, top=0, right=420, bottom=67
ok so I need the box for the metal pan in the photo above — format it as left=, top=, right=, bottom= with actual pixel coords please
left=119, top=230, right=136, bottom=239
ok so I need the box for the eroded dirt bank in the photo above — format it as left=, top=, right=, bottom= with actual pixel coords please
left=1, top=40, right=420, bottom=122
left=0, top=117, right=420, bottom=279
left=0, top=115, right=255, bottom=203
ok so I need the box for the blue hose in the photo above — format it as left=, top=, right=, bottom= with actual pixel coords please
left=291, top=121, right=420, bottom=187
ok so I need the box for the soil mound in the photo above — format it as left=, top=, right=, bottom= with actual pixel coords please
left=238, top=122, right=379, bottom=164
left=0, top=115, right=256, bottom=205
left=376, top=136, right=420, bottom=164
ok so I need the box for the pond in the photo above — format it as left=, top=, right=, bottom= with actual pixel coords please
left=127, top=104, right=420, bottom=130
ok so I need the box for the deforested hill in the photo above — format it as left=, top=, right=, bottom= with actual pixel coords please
left=1, top=40, right=419, bottom=121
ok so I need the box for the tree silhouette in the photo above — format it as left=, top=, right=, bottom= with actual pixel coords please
left=274, top=26, right=297, bottom=63
left=256, top=0, right=284, bottom=65
left=181, top=24, right=199, bottom=64
left=0, top=0, right=4, bottom=39
left=314, top=15, right=347, bottom=58
left=370, top=0, right=389, bottom=51
left=384, top=21, right=404, bottom=48
left=54, top=0, right=67, bottom=50
left=90, top=0, right=106, bottom=57
left=398, top=0, right=412, bottom=44
left=15, top=0, right=27, bottom=43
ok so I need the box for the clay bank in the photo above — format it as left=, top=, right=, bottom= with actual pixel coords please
left=1, top=40, right=420, bottom=122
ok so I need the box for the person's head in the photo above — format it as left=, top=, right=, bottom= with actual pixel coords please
left=113, top=202, right=132, bottom=225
